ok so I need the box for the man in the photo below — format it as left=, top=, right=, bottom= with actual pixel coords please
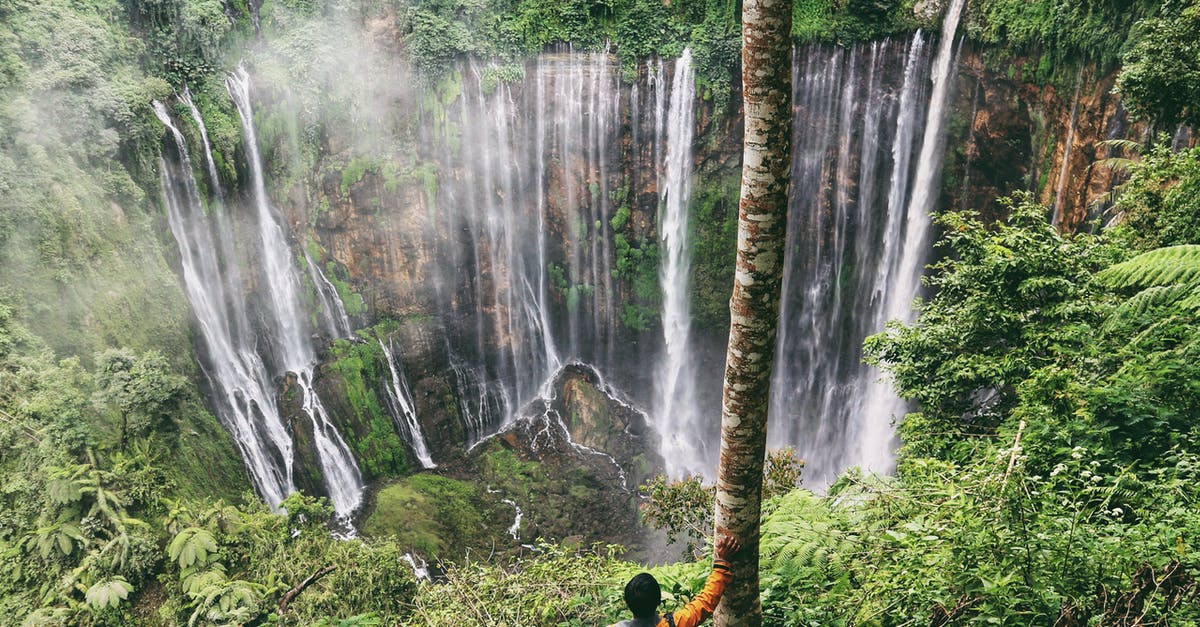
left=610, top=535, right=741, bottom=627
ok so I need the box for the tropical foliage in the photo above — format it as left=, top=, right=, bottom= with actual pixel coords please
left=2, top=0, right=1200, bottom=623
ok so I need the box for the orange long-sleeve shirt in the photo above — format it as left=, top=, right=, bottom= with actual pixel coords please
left=664, top=559, right=733, bottom=627
left=610, top=560, right=733, bottom=627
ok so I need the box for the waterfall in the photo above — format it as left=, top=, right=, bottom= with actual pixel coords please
left=306, top=252, right=355, bottom=339
left=502, top=499, right=523, bottom=539
left=851, top=33, right=931, bottom=470
left=769, top=31, right=949, bottom=487
left=226, top=67, right=311, bottom=367
left=164, top=42, right=967, bottom=499
left=153, top=101, right=295, bottom=509
left=435, top=49, right=622, bottom=444
left=863, top=0, right=967, bottom=466
left=1052, top=65, right=1085, bottom=226
left=378, top=339, right=436, bottom=468
left=179, top=87, right=223, bottom=198
left=224, top=66, right=364, bottom=520
left=424, top=44, right=960, bottom=482
left=652, top=50, right=704, bottom=478
left=179, top=88, right=251, bottom=343
left=892, top=0, right=965, bottom=324
left=403, top=553, right=431, bottom=581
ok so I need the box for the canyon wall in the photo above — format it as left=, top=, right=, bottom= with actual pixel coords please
left=160, top=20, right=1172, bottom=530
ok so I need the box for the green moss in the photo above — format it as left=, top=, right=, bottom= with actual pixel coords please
left=611, top=229, right=661, bottom=332
left=302, top=236, right=367, bottom=318
left=364, top=475, right=485, bottom=559
left=609, top=202, right=631, bottom=232
left=411, top=162, right=439, bottom=221
left=324, top=263, right=367, bottom=317
left=688, top=168, right=740, bottom=331
left=481, top=448, right=544, bottom=499
left=792, top=0, right=836, bottom=41
left=619, top=303, right=656, bottom=332
left=479, top=63, right=524, bottom=96
left=364, top=482, right=440, bottom=554
left=380, top=159, right=402, bottom=193
left=328, top=339, right=408, bottom=480
left=340, top=156, right=380, bottom=197
left=967, top=0, right=1162, bottom=79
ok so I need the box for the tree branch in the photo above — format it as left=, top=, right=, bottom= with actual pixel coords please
left=278, top=564, right=337, bottom=612
left=0, top=408, right=42, bottom=442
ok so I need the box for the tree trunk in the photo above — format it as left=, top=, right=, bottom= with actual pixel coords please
left=712, top=0, right=792, bottom=623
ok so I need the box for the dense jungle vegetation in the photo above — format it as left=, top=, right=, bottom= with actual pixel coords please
left=2, top=0, right=1200, bottom=623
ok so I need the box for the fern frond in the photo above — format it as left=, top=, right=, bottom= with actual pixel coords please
left=169, top=527, right=218, bottom=570
left=759, top=490, right=855, bottom=582
left=1092, top=157, right=1137, bottom=173
left=1104, top=284, right=1194, bottom=333
left=84, top=577, right=132, bottom=610
left=1097, top=245, right=1200, bottom=290
left=1096, top=138, right=1145, bottom=155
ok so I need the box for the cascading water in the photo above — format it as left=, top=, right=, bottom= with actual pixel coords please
left=378, top=338, right=436, bottom=468
left=179, top=88, right=223, bottom=198
left=432, top=49, right=622, bottom=444
left=1052, top=65, right=1085, bottom=226
left=306, top=252, right=355, bottom=339
left=768, top=34, right=927, bottom=486
left=652, top=50, right=705, bottom=478
left=893, top=0, right=966, bottom=319
left=166, top=37, right=967, bottom=505
left=223, top=67, right=364, bottom=520
left=154, top=101, right=294, bottom=509
left=852, top=34, right=930, bottom=467
left=770, top=1, right=965, bottom=486
left=179, top=88, right=251, bottom=328
left=502, top=499, right=523, bottom=539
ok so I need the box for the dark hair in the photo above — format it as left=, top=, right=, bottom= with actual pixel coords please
left=624, top=572, right=661, bottom=618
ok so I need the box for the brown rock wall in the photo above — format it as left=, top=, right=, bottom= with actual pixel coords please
left=950, top=46, right=1146, bottom=231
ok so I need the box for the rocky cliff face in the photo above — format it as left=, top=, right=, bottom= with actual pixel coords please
left=356, top=362, right=663, bottom=555
left=269, top=50, right=740, bottom=468
left=946, top=46, right=1196, bottom=231
left=250, top=32, right=1173, bottom=528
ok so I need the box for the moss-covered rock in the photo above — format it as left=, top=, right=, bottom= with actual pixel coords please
left=317, top=337, right=409, bottom=481
left=363, top=474, right=493, bottom=559
left=687, top=167, right=740, bottom=333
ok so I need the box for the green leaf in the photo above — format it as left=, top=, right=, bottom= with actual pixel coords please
left=168, top=527, right=218, bottom=569
left=1097, top=245, right=1200, bottom=290
left=84, top=577, right=132, bottom=610
left=46, top=478, right=82, bottom=504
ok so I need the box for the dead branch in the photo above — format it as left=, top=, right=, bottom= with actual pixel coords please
left=278, top=564, right=337, bottom=613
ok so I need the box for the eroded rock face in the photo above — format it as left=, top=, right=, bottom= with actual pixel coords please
left=948, top=46, right=1149, bottom=230
left=280, top=371, right=326, bottom=502
left=549, top=363, right=665, bottom=488
left=913, top=0, right=947, bottom=23
left=357, top=362, right=665, bottom=558
left=261, top=37, right=1167, bottom=522
left=446, top=363, right=663, bottom=551
left=272, top=53, right=740, bottom=491
left=314, top=169, right=439, bottom=320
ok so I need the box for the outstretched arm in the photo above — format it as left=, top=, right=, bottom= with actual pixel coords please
left=669, top=536, right=741, bottom=627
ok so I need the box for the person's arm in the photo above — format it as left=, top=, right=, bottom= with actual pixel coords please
left=667, top=535, right=740, bottom=627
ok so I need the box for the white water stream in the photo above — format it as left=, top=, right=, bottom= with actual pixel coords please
left=379, top=339, right=436, bottom=468
left=226, top=66, right=364, bottom=521
left=652, top=50, right=703, bottom=477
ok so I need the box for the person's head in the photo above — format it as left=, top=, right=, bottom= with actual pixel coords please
left=624, top=572, right=661, bottom=618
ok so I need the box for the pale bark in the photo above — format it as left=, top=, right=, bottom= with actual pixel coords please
left=712, top=0, right=792, bottom=624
